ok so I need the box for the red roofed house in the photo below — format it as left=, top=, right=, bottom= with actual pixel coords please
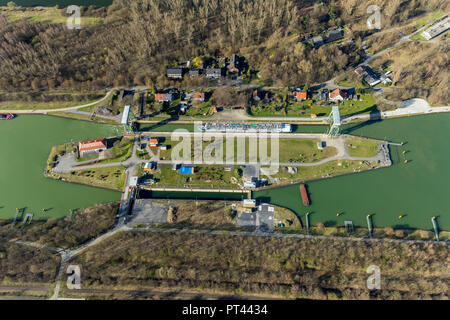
left=293, top=91, right=307, bottom=101
left=193, top=92, right=206, bottom=102
left=155, top=93, right=174, bottom=103
left=329, top=88, right=347, bottom=101
left=149, top=138, right=159, bottom=147
left=78, top=138, right=107, bottom=157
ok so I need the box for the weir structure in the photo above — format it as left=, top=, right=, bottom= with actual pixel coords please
left=327, top=106, right=341, bottom=137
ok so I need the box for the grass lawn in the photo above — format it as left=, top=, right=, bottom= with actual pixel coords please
left=273, top=206, right=302, bottom=230
left=184, top=101, right=214, bottom=117
left=58, top=166, right=126, bottom=191
left=136, top=149, right=151, bottom=160
left=161, top=137, right=337, bottom=164
left=249, top=94, right=376, bottom=118
left=99, top=137, right=134, bottom=164
left=153, top=200, right=237, bottom=228
left=412, top=10, right=446, bottom=28
left=0, top=99, right=100, bottom=111
left=277, top=139, right=337, bottom=163
left=346, top=137, right=380, bottom=158
left=410, top=32, right=428, bottom=41
left=1, top=6, right=102, bottom=26
left=153, top=164, right=242, bottom=189
left=78, top=89, right=119, bottom=113
left=263, top=160, right=379, bottom=185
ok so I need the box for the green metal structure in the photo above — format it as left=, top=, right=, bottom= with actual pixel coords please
left=327, top=106, right=341, bottom=137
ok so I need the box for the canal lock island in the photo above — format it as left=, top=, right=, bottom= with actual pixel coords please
left=0, top=0, right=449, bottom=302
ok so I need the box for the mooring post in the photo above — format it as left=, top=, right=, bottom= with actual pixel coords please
left=366, top=214, right=373, bottom=238
left=305, top=212, right=310, bottom=235
left=431, top=216, right=440, bottom=242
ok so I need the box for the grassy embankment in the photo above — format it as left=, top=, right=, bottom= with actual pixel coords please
left=261, top=160, right=380, bottom=186
left=55, top=166, right=126, bottom=191
left=156, top=137, right=338, bottom=163
left=0, top=6, right=102, bottom=25
left=346, top=137, right=380, bottom=158
left=68, top=230, right=450, bottom=300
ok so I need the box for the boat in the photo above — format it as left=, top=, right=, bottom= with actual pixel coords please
left=300, top=184, right=310, bottom=206
left=0, top=113, right=15, bottom=120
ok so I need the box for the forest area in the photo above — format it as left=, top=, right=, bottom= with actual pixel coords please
left=72, top=231, right=450, bottom=300
left=0, top=0, right=447, bottom=101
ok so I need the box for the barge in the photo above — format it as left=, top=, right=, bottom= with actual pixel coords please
left=0, top=113, right=15, bottom=120
left=300, top=184, right=310, bottom=206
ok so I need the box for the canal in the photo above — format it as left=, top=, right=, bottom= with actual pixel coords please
left=0, top=115, right=120, bottom=220
left=2, top=113, right=449, bottom=230
left=141, top=114, right=450, bottom=230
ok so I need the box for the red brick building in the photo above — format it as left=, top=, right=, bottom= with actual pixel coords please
left=78, top=138, right=107, bottom=157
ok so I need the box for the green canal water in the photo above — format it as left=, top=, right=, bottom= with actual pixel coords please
left=255, top=114, right=450, bottom=230
left=0, top=115, right=120, bottom=220
left=2, top=114, right=449, bottom=230
left=142, top=116, right=450, bottom=230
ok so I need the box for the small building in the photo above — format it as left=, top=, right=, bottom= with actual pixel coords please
left=193, top=92, right=206, bottom=102
left=129, top=176, right=139, bottom=187
left=355, top=65, right=380, bottom=87
left=149, top=138, right=158, bottom=147
left=189, top=69, right=201, bottom=77
left=311, top=35, right=324, bottom=48
left=311, top=113, right=317, bottom=119
left=293, top=90, right=307, bottom=101
left=329, top=88, right=347, bottom=101
left=143, top=162, right=155, bottom=171
left=167, top=68, right=184, bottom=79
left=243, top=199, right=256, bottom=208
left=205, top=67, right=223, bottom=79
left=179, top=104, right=188, bottom=113
left=363, top=74, right=381, bottom=87
left=228, top=54, right=241, bottom=73
left=252, top=89, right=270, bottom=102
left=160, top=145, right=167, bottom=151
left=155, top=93, right=174, bottom=103
left=325, top=29, right=344, bottom=43
left=180, top=166, right=194, bottom=174
left=223, top=165, right=234, bottom=172
left=78, top=138, right=107, bottom=157
left=243, top=181, right=257, bottom=189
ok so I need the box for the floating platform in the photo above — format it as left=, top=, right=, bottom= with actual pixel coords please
left=300, top=184, right=310, bottom=206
